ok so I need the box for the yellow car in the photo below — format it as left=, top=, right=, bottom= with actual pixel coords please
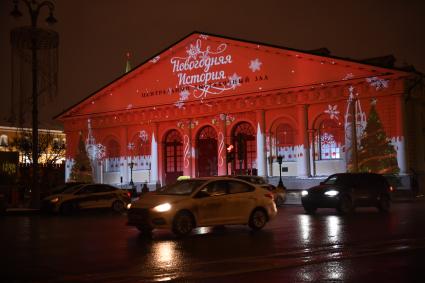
left=127, top=177, right=277, bottom=236
left=42, top=183, right=131, bottom=214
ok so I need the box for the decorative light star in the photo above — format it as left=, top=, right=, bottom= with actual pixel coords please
left=325, top=104, right=340, bottom=120
left=249, top=58, right=262, bottom=72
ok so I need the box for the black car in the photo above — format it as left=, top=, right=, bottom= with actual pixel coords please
left=301, top=173, right=393, bottom=215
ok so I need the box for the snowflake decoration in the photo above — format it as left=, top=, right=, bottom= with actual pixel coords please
left=366, top=76, right=389, bottom=90
left=175, top=100, right=185, bottom=109
left=343, top=73, right=354, bottom=80
left=320, top=133, right=336, bottom=147
left=249, top=58, right=262, bottom=72
left=186, top=42, right=201, bottom=58
left=325, top=105, right=340, bottom=120
left=150, top=56, right=160, bottom=63
left=228, top=73, right=242, bottom=89
left=139, top=130, right=149, bottom=143
left=179, top=90, right=190, bottom=101
left=127, top=142, right=135, bottom=151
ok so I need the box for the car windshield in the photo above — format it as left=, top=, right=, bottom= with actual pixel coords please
left=156, top=180, right=207, bottom=195
left=61, top=184, right=85, bottom=194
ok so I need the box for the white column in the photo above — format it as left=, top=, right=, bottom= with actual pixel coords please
left=151, top=133, right=158, bottom=184
left=256, top=123, right=266, bottom=177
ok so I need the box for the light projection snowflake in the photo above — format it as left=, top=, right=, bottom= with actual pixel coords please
left=366, top=76, right=389, bottom=90
left=139, top=130, right=149, bottom=143
left=228, top=73, right=242, bottom=89
left=126, top=104, right=133, bottom=110
left=325, top=105, right=340, bottom=120
left=179, top=90, right=190, bottom=101
left=249, top=58, right=262, bottom=72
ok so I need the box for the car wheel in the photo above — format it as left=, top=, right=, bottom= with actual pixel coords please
left=377, top=194, right=391, bottom=213
left=112, top=200, right=125, bottom=213
left=337, top=195, right=353, bottom=215
left=275, top=196, right=285, bottom=207
left=303, top=205, right=317, bottom=214
left=172, top=211, right=195, bottom=236
left=60, top=202, right=76, bottom=215
left=249, top=209, right=268, bottom=231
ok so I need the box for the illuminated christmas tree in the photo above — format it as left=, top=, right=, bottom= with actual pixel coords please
left=69, top=133, right=93, bottom=183
left=357, top=99, right=399, bottom=174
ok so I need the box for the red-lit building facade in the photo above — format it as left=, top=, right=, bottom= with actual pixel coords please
left=56, top=32, right=424, bottom=186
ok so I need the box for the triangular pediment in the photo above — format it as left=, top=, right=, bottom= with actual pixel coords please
left=57, top=32, right=407, bottom=119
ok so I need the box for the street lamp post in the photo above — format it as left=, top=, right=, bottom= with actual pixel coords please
left=277, top=155, right=284, bottom=188
left=127, top=142, right=135, bottom=187
left=10, top=0, right=57, bottom=208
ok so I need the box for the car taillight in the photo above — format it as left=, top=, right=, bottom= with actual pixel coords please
left=126, top=192, right=131, bottom=198
left=264, top=193, right=274, bottom=200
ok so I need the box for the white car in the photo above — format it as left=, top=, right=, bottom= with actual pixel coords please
left=127, top=177, right=277, bottom=236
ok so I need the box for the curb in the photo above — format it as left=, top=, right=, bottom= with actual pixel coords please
left=3, top=208, right=40, bottom=216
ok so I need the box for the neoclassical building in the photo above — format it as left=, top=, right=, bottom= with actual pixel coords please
left=56, top=32, right=424, bottom=186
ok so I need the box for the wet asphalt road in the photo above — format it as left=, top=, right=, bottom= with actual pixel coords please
left=1, top=202, right=425, bottom=283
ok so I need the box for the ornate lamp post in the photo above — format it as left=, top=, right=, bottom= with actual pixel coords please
left=127, top=142, right=135, bottom=187
left=276, top=155, right=284, bottom=188
left=10, top=0, right=57, bottom=208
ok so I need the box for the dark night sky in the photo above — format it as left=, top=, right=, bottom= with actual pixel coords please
left=1, top=0, right=424, bottom=129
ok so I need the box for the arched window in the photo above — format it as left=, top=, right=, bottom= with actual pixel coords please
left=232, top=122, right=256, bottom=174
left=106, top=139, right=120, bottom=158
left=316, top=119, right=343, bottom=160
left=275, top=123, right=296, bottom=161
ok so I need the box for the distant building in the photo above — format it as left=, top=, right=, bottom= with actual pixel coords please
left=56, top=32, right=425, bottom=186
left=0, top=125, right=66, bottom=165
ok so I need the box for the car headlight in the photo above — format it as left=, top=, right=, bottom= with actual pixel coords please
left=127, top=203, right=132, bottom=209
left=324, top=190, right=339, bottom=197
left=301, top=190, right=308, bottom=196
left=152, top=203, right=172, bottom=212
left=50, top=197, right=60, bottom=203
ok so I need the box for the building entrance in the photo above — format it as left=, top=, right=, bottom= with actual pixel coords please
left=197, top=126, right=218, bottom=177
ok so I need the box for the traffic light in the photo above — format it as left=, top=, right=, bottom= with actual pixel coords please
left=226, top=144, right=235, bottom=163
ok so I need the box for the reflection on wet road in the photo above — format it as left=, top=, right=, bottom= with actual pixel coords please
left=1, top=203, right=425, bottom=282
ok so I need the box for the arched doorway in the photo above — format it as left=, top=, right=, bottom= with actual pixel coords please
left=164, top=130, right=183, bottom=184
left=196, top=126, right=218, bottom=177
left=231, top=122, right=256, bottom=175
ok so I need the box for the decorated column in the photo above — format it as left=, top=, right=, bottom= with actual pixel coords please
left=150, top=123, right=159, bottom=185
left=297, top=104, right=310, bottom=177
left=217, top=114, right=227, bottom=176
left=256, top=110, right=267, bottom=177
left=120, top=127, right=128, bottom=184
left=183, top=120, right=192, bottom=177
